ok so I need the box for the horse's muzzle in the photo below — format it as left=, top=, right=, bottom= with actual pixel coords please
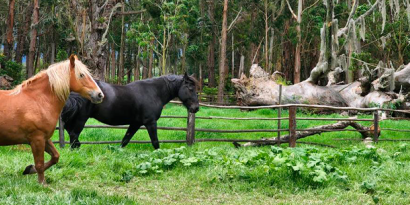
left=189, top=105, right=199, bottom=113
left=90, top=91, right=104, bottom=104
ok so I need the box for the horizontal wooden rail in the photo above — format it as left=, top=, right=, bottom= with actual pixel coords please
left=161, top=115, right=289, bottom=121
left=52, top=139, right=335, bottom=148
left=56, top=125, right=289, bottom=133
left=296, top=118, right=373, bottom=121
left=162, top=115, right=373, bottom=122
left=380, top=128, right=410, bottom=132
left=169, top=101, right=410, bottom=114
left=333, top=138, right=410, bottom=141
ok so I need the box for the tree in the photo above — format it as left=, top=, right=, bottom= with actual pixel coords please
left=3, top=0, right=15, bottom=60
left=15, top=1, right=32, bottom=64
left=207, top=0, right=216, bottom=87
left=66, top=0, right=122, bottom=80
left=27, top=0, right=39, bottom=78
left=217, top=0, right=229, bottom=104
left=118, top=0, right=125, bottom=84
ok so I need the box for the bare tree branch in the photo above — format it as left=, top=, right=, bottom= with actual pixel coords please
left=228, top=7, right=242, bottom=32
left=99, top=2, right=122, bottom=46
left=285, top=0, right=297, bottom=20
left=302, top=0, right=320, bottom=14
left=337, top=0, right=381, bottom=37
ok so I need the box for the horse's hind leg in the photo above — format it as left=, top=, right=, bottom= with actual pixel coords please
left=23, top=136, right=46, bottom=184
left=121, top=123, right=141, bottom=148
left=145, top=122, right=159, bottom=149
left=44, top=139, right=60, bottom=170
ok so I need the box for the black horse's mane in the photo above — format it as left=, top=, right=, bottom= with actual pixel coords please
left=133, top=74, right=199, bottom=89
left=61, top=93, right=87, bottom=122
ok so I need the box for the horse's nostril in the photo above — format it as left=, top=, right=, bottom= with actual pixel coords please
left=98, top=92, right=103, bottom=98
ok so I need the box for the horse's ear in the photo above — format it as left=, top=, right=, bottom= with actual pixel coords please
left=69, top=54, right=76, bottom=69
left=190, top=73, right=195, bottom=78
left=183, top=72, right=189, bottom=80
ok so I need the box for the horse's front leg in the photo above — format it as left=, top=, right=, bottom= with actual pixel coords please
left=145, top=122, right=159, bottom=149
left=121, top=123, right=141, bottom=148
left=23, top=136, right=46, bottom=184
left=67, top=119, right=87, bottom=149
left=69, top=132, right=81, bottom=149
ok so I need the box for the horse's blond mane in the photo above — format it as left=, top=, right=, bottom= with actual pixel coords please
left=11, top=59, right=92, bottom=101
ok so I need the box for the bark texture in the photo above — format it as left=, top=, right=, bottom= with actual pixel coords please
left=4, top=0, right=15, bottom=60
left=217, top=0, right=229, bottom=103
left=242, top=119, right=371, bottom=147
left=27, top=0, right=39, bottom=78
left=232, top=64, right=409, bottom=108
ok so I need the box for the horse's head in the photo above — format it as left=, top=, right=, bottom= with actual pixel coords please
left=178, top=73, right=199, bottom=113
left=68, top=55, right=104, bottom=104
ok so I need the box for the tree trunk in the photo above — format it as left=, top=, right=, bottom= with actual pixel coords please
left=207, top=0, right=216, bottom=87
left=34, top=36, right=40, bottom=73
left=232, top=64, right=408, bottom=108
left=27, top=0, right=39, bottom=78
left=110, top=43, right=116, bottom=83
left=161, top=18, right=167, bottom=76
left=181, top=34, right=188, bottom=74
left=148, top=38, right=154, bottom=78
left=4, top=0, right=15, bottom=60
left=142, top=46, right=148, bottom=79
left=268, top=28, right=274, bottom=73
left=264, top=0, right=269, bottom=72
left=217, top=0, right=229, bottom=104
left=282, top=19, right=293, bottom=81
left=126, top=42, right=132, bottom=83
left=134, top=45, right=140, bottom=81
left=76, top=0, right=120, bottom=81
left=231, top=35, right=235, bottom=78
left=293, top=0, right=303, bottom=83
left=15, top=2, right=32, bottom=64
left=118, top=1, right=125, bottom=84
left=238, top=55, right=245, bottom=75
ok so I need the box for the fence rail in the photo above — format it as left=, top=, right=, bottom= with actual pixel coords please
left=55, top=87, right=410, bottom=148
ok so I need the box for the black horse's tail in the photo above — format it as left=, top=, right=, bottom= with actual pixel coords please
left=61, top=92, right=88, bottom=123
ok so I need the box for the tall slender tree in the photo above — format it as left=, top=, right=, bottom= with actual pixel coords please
left=4, top=0, right=15, bottom=60
left=217, top=0, right=229, bottom=104
left=207, top=0, right=216, bottom=87
left=27, top=0, right=39, bottom=78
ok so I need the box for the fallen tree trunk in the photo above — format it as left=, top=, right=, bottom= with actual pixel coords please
left=242, top=120, right=370, bottom=147
left=232, top=64, right=408, bottom=109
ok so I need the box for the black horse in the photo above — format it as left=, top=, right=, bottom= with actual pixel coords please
left=61, top=73, right=199, bottom=149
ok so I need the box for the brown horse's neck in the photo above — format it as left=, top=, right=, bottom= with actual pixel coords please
left=22, top=73, right=66, bottom=117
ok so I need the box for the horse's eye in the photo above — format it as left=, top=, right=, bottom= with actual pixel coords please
left=80, top=73, right=85, bottom=78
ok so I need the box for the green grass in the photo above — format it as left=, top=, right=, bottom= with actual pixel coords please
left=1, top=104, right=410, bottom=204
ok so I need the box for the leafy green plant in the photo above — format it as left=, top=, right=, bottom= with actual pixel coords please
left=0, top=54, right=24, bottom=86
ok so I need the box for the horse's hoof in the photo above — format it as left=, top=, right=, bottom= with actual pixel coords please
left=70, top=143, right=81, bottom=149
left=23, top=165, right=35, bottom=175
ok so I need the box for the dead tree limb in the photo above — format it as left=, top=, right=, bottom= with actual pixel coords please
left=242, top=120, right=370, bottom=147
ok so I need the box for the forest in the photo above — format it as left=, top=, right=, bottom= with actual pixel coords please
left=1, top=0, right=410, bottom=105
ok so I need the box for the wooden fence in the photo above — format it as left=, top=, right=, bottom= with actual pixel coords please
left=55, top=99, right=410, bottom=148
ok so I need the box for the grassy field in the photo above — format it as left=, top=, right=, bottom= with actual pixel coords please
left=1, top=104, right=410, bottom=204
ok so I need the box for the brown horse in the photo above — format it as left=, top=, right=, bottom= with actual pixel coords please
left=0, top=55, right=104, bottom=184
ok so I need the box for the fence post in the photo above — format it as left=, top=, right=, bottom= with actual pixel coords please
left=58, top=116, right=65, bottom=148
left=277, top=84, right=282, bottom=145
left=186, top=112, right=196, bottom=146
left=289, top=106, right=297, bottom=147
left=373, top=111, right=379, bottom=143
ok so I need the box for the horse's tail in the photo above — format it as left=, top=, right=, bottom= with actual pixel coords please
left=61, top=92, right=87, bottom=123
